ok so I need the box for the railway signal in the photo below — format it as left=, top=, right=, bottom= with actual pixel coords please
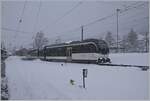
left=82, top=69, right=88, bottom=88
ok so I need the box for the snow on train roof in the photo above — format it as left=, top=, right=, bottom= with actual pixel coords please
left=45, top=39, right=106, bottom=48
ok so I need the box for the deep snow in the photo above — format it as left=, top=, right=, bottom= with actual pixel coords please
left=5, top=53, right=149, bottom=100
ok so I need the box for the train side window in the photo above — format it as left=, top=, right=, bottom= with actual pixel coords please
left=83, top=45, right=87, bottom=53
left=72, top=45, right=79, bottom=53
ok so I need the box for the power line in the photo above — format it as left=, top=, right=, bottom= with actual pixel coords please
left=82, top=2, right=146, bottom=28
left=119, top=16, right=148, bottom=31
left=48, top=14, right=149, bottom=39
left=13, top=0, right=27, bottom=43
left=49, top=1, right=129, bottom=39
left=83, top=2, right=146, bottom=27
left=84, top=17, right=148, bottom=40
left=119, top=3, right=146, bottom=14
left=20, top=0, right=27, bottom=23
left=84, top=13, right=115, bottom=27
left=43, top=1, right=83, bottom=31
left=32, top=1, right=42, bottom=35
left=54, top=1, right=83, bottom=24
left=47, top=2, right=147, bottom=42
left=120, top=9, right=148, bottom=21
left=121, top=1, right=142, bottom=10
left=120, top=16, right=148, bottom=26
left=52, top=13, right=116, bottom=39
left=1, top=27, right=32, bottom=34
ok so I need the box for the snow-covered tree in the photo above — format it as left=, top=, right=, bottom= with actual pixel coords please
left=105, top=31, right=115, bottom=46
left=126, top=29, right=138, bottom=52
left=33, top=31, right=48, bottom=56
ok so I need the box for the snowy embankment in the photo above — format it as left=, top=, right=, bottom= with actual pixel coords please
left=5, top=53, right=149, bottom=100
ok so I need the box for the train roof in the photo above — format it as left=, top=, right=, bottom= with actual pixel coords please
left=45, top=38, right=107, bottom=48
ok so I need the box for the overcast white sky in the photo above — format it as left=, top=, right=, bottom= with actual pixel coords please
left=1, top=0, right=149, bottom=50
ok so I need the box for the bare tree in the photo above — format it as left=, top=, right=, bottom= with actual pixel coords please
left=55, top=36, right=61, bottom=44
left=33, top=31, right=48, bottom=56
left=105, top=31, right=115, bottom=46
left=1, top=41, right=6, bottom=50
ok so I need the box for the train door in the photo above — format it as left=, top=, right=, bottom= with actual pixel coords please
left=66, top=47, right=72, bottom=62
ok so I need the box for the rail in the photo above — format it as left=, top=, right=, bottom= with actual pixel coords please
left=98, top=63, right=149, bottom=71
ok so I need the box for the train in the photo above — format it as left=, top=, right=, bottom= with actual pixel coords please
left=27, top=39, right=111, bottom=64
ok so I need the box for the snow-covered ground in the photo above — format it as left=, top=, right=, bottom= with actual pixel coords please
left=5, top=53, right=149, bottom=100
left=110, top=53, right=149, bottom=66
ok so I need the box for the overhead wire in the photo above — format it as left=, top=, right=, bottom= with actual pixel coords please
left=55, top=2, right=146, bottom=38
left=85, top=16, right=148, bottom=39
left=119, top=2, right=147, bottom=14
left=42, top=1, right=83, bottom=31
left=56, top=2, right=146, bottom=41
left=32, top=1, right=42, bottom=39
left=84, top=2, right=146, bottom=28
left=1, top=27, right=32, bottom=34
left=119, top=16, right=148, bottom=31
left=13, top=0, right=27, bottom=45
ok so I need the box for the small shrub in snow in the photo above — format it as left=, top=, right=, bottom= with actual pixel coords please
left=70, top=79, right=75, bottom=85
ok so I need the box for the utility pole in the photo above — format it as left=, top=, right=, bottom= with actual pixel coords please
left=116, top=9, right=120, bottom=53
left=81, top=26, right=83, bottom=41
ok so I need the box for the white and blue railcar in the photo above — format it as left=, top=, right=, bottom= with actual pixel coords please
left=42, top=39, right=111, bottom=64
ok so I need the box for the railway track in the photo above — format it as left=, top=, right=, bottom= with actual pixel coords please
left=22, top=57, right=149, bottom=71
left=98, top=63, right=149, bottom=71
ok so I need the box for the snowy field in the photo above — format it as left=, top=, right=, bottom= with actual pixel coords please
left=5, top=53, right=149, bottom=100
left=110, top=53, right=149, bottom=66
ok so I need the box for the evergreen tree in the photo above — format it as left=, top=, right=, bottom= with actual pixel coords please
left=126, top=29, right=138, bottom=52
